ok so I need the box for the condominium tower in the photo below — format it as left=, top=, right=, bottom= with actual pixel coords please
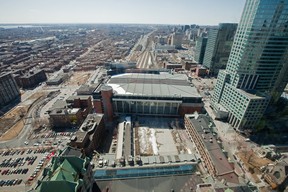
left=211, top=0, right=288, bottom=130
left=203, top=23, right=237, bottom=75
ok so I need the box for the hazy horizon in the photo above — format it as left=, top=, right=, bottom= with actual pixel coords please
left=0, top=0, right=246, bottom=25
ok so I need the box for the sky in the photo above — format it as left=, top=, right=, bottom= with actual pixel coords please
left=0, top=0, right=246, bottom=25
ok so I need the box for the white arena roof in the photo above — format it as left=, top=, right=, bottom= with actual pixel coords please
left=107, top=73, right=201, bottom=98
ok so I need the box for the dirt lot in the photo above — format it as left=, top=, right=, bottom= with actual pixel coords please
left=0, top=92, right=45, bottom=141
left=0, top=121, right=24, bottom=141
left=0, top=106, right=28, bottom=140
left=27, top=92, right=45, bottom=100
left=66, top=71, right=91, bottom=86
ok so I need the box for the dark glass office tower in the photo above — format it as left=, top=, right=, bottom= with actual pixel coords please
left=195, top=36, right=208, bottom=64
left=203, top=23, right=237, bottom=75
left=211, top=0, right=288, bottom=130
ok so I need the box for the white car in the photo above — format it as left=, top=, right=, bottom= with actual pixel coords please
left=24, top=141, right=29, bottom=145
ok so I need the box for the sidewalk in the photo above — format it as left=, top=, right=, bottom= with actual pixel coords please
left=203, top=100, right=239, bottom=154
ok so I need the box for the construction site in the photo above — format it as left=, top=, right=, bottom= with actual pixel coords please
left=0, top=92, right=46, bottom=141
left=0, top=90, right=60, bottom=141
left=105, top=116, right=198, bottom=167
left=65, top=71, right=91, bottom=86
left=236, top=149, right=273, bottom=186
left=134, top=117, right=190, bottom=156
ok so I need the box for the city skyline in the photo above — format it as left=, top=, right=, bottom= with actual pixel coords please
left=0, top=0, right=246, bottom=25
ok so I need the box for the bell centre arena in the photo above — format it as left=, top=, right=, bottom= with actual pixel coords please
left=93, top=73, right=203, bottom=117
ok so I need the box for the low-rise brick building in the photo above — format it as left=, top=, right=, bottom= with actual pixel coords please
left=18, top=69, right=47, bottom=88
left=70, top=113, right=105, bottom=155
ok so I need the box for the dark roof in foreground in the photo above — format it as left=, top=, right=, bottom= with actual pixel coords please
left=95, top=174, right=203, bottom=192
left=61, top=146, right=83, bottom=158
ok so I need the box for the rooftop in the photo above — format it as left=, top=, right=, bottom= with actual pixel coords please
left=95, top=174, right=203, bottom=192
left=35, top=155, right=89, bottom=192
left=21, top=69, right=43, bottom=78
left=35, top=181, right=78, bottom=192
left=50, top=159, right=77, bottom=181
left=225, top=83, right=267, bottom=100
left=79, top=113, right=104, bottom=133
left=107, top=73, right=201, bottom=98
left=49, top=108, right=80, bottom=115
left=61, top=147, right=83, bottom=158
left=73, top=131, right=87, bottom=143
left=94, top=164, right=196, bottom=180
left=49, top=100, right=68, bottom=111
left=108, top=62, right=137, bottom=69
left=238, top=88, right=267, bottom=99
left=186, top=114, right=239, bottom=184
left=72, top=113, right=104, bottom=143
left=66, top=95, right=91, bottom=102
left=76, top=84, right=99, bottom=94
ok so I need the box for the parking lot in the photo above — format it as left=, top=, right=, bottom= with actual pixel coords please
left=0, top=147, right=56, bottom=192
left=19, top=130, right=75, bottom=151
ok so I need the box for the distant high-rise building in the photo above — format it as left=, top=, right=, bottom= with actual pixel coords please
left=211, top=0, right=288, bottom=130
left=156, top=35, right=167, bottom=45
left=190, top=24, right=197, bottom=29
left=194, top=36, right=208, bottom=64
left=190, top=28, right=199, bottom=41
left=171, top=32, right=183, bottom=49
left=182, top=25, right=190, bottom=32
left=0, top=73, right=20, bottom=108
left=197, top=28, right=205, bottom=37
left=203, top=23, right=237, bottom=75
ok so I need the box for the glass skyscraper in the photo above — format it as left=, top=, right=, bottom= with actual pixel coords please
left=195, top=36, right=208, bottom=64
left=211, top=0, right=288, bottom=130
left=203, top=23, right=237, bottom=75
